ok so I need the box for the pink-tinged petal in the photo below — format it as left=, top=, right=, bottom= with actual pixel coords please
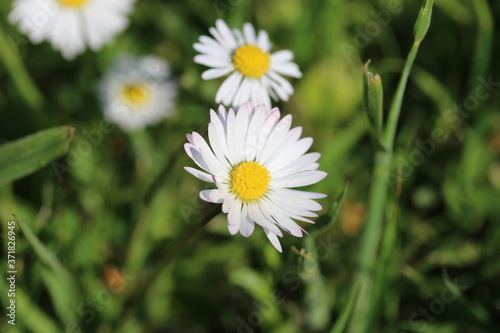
left=222, top=195, right=236, bottom=214
left=271, top=152, right=321, bottom=178
left=228, top=199, right=242, bottom=226
left=208, top=123, right=230, bottom=165
left=247, top=203, right=283, bottom=237
left=264, top=229, right=282, bottom=252
left=184, top=144, right=209, bottom=173
left=265, top=136, right=312, bottom=171
left=184, top=167, right=214, bottom=183
left=228, top=223, right=239, bottom=235
left=218, top=104, right=228, bottom=123
left=239, top=205, right=255, bottom=237
left=199, top=190, right=224, bottom=203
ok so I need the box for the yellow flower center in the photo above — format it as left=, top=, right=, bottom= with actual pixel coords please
left=58, top=0, right=89, bottom=7
left=121, top=84, right=149, bottom=106
left=231, top=161, right=270, bottom=200
left=232, top=44, right=270, bottom=78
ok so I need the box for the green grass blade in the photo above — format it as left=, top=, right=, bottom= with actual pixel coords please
left=368, top=203, right=400, bottom=329
left=469, top=0, right=493, bottom=94
left=14, top=216, right=80, bottom=324
left=330, top=282, right=361, bottom=333
left=0, top=126, right=74, bottom=186
left=0, top=276, right=61, bottom=333
left=303, top=236, right=331, bottom=330
left=309, top=180, right=349, bottom=237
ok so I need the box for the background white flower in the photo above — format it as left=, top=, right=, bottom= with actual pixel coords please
left=193, top=19, right=302, bottom=109
left=9, top=0, right=135, bottom=60
left=98, top=55, right=177, bottom=131
left=184, top=102, right=326, bottom=252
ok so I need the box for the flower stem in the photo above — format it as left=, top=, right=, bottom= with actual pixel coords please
left=383, top=40, right=421, bottom=148
left=348, top=1, right=433, bottom=330
left=120, top=204, right=220, bottom=315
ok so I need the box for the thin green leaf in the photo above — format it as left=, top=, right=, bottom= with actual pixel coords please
left=368, top=203, right=400, bottom=329
left=0, top=126, right=74, bottom=186
left=14, top=216, right=80, bottom=324
left=0, top=276, right=61, bottom=333
left=309, top=180, right=349, bottom=236
left=303, top=236, right=331, bottom=330
left=330, top=282, right=361, bottom=333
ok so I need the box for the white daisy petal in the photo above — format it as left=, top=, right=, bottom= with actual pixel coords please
left=194, top=55, right=231, bottom=68
left=270, top=50, right=294, bottom=62
left=215, top=19, right=237, bottom=49
left=272, top=152, right=321, bottom=179
left=257, top=30, right=271, bottom=53
left=240, top=205, right=255, bottom=237
left=202, top=67, right=233, bottom=80
left=243, top=22, right=257, bottom=44
left=227, top=200, right=242, bottom=235
left=184, top=167, right=215, bottom=183
left=222, top=195, right=236, bottom=214
left=264, top=229, right=282, bottom=253
left=247, top=203, right=282, bottom=237
left=200, top=190, right=225, bottom=203
left=184, top=103, right=326, bottom=252
left=216, top=72, right=243, bottom=106
left=272, top=170, right=328, bottom=188
left=271, top=62, right=303, bottom=78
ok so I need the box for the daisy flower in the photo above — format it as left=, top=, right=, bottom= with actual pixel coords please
left=184, top=102, right=327, bottom=252
left=98, top=55, right=177, bottom=131
left=9, top=0, right=135, bottom=60
left=193, top=19, right=302, bottom=109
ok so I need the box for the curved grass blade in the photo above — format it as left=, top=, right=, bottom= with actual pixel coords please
left=0, top=126, right=74, bottom=186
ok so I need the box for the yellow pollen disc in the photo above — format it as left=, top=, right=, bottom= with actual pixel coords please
left=232, top=44, right=270, bottom=78
left=58, top=0, right=89, bottom=7
left=231, top=161, right=270, bottom=200
left=122, top=84, right=149, bottom=105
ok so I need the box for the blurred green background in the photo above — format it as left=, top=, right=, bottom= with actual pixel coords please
left=1, top=0, right=499, bottom=332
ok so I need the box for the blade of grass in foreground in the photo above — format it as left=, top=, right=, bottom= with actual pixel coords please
left=0, top=126, right=74, bottom=187
left=347, top=1, right=434, bottom=332
left=330, top=282, right=361, bottom=333
left=14, top=215, right=80, bottom=325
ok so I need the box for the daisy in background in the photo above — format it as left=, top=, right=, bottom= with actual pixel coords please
left=193, top=19, right=302, bottom=109
left=98, top=55, right=177, bottom=131
left=9, top=0, right=135, bottom=60
left=184, top=102, right=327, bottom=252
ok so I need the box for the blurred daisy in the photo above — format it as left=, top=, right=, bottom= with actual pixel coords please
left=98, top=55, right=177, bottom=131
left=184, top=102, right=326, bottom=252
left=193, top=19, right=302, bottom=109
left=9, top=0, right=135, bottom=60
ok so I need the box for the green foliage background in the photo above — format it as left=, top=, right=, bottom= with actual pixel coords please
left=1, top=0, right=499, bottom=332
